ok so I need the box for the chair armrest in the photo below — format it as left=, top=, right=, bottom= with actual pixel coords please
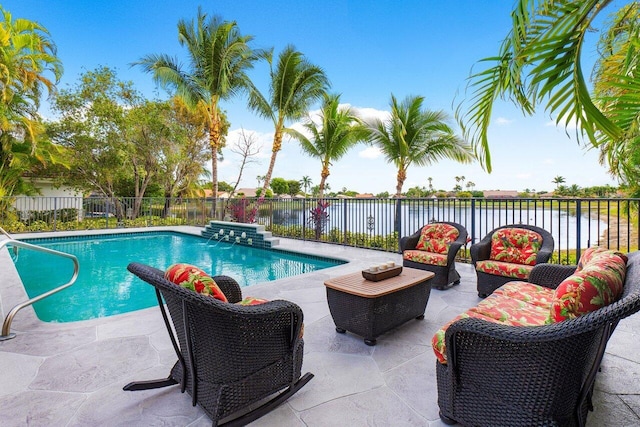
left=469, top=239, right=491, bottom=265
left=400, top=230, right=421, bottom=251
left=444, top=315, right=606, bottom=370
left=528, top=264, right=576, bottom=289
left=535, top=247, right=554, bottom=265
left=212, top=275, right=243, bottom=303
left=446, top=242, right=464, bottom=265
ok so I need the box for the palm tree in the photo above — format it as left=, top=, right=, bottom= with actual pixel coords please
left=300, top=175, right=312, bottom=197
left=248, top=45, right=330, bottom=194
left=135, top=8, right=258, bottom=216
left=286, top=93, right=366, bottom=199
left=456, top=1, right=638, bottom=175
left=466, top=181, right=475, bottom=191
left=362, top=94, right=474, bottom=198
left=552, top=176, right=566, bottom=190
left=0, top=7, right=64, bottom=200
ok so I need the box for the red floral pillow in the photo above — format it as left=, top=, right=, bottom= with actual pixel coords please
left=550, top=249, right=627, bottom=322
left=489, top=228, right=542, bottom=265
left=164, top=263, right=228, bottom=302
left=415, top=223, right=459, bottom=254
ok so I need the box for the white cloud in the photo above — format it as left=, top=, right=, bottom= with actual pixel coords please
left=495, top=117, right=513, bottom=125
left=351, top=105, right=390, bottom=124
left=543, top=158, right=554, bottom=165
left=515, top=173, right=531, bottom=180
left=545, top=116, right=578, bottom=131
left=359, top=146, right=382, bottom=159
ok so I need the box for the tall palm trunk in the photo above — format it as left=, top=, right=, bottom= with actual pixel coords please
left=395, top=168, right=407, bottom=198
left=318, top=164, right=330, bottom=199
left=209, top=109, right=220, bottom=218
left=262, top=121, right=284, bottom=193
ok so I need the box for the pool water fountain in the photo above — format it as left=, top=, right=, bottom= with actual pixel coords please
left=206, top=229, right=227, bottom=247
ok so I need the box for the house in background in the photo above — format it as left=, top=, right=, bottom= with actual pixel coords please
left=482, top=190, right=519, bottom=199
left=13, top=177, right=83, bottom=220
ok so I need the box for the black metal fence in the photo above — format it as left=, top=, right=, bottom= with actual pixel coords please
left=2, top=196, right=638, bottom=263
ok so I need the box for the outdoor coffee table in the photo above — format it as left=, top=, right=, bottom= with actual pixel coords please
left=324, top=268, right=434, bottom=345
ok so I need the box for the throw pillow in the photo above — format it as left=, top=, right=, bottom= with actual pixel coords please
left=489, top=228, right=543, bottom=265
left=550, top=249, right=627, bottom=322
left=164, top=263, right=228, bottom=302
left=415, top=223, right=459, bottom=254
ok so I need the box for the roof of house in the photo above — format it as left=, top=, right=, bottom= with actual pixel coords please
left=482, top=190, right=519, bottom=198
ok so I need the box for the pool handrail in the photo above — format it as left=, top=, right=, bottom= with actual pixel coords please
left=0, top=225, right=12, bottom=239
left=0, top=238, right=79, bottom=341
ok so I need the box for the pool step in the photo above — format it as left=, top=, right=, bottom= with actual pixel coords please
left=202, top=221, right=279, bottom=249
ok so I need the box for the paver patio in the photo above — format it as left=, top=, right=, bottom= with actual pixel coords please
left=1, top=227, right=639, bottom=426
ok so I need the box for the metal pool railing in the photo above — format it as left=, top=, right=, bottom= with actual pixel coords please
left=0, top=238, right=79, bottom=340
left=1, top=195, right=638, bottom=263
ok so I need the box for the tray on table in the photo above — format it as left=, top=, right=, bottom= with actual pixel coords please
left=362, top=266, right=402, bottom=282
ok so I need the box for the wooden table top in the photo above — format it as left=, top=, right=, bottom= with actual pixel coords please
left=324, top=268, right=435, bottom=298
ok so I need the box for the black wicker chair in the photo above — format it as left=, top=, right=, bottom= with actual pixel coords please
left=400, top=222, right=468, bottom=290
left=436, top=250, right=640, bottom=427
left=471, top=224, right=554, bottom=297
left=123, top=262, right=313, bottom=427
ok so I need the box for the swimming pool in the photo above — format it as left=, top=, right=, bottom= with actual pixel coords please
left=11, top=231, right=344, bottom=322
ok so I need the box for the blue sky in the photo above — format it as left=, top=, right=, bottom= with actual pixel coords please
left=7, top=0, right=622, bottom=194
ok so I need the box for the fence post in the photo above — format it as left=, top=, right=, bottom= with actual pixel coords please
left=470, top=198, right=476, bottom=245
left=575, top=200, right=582, bottom=261
left=302, top=198, right=306, bottom=241
left=396, top=198, right=402, bottom=253
left=53, top=197, right=57, bottom=232
left=343, top=198, right=348, bottom=245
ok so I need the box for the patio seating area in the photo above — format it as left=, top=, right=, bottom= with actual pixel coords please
left=1, top=226, right=640, bottom=426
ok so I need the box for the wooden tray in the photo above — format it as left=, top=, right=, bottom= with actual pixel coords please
left=362, top=266, right=402, bottom=282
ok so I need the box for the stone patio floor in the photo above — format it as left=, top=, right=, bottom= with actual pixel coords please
left=1, top=226, right=640, bottom=426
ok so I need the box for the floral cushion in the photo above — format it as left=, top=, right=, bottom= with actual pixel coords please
left=550, top=248, right=627, bottom=322
left=475, top=260, right=534, bottom=279
left=164, top=263, right=228, bottom=302
left=415, top=223, right=459, bottom=254
left=493, top=281, right=555, bottom=308
left=432, top=282, right=553, bottom=364
left=403, top=250, right=448, bottom=266
left=489, top=228, right=543, bottom=266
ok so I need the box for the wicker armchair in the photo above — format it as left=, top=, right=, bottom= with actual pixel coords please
left=400, top=222, right=468, bottom=290
left=437, top=251, right=640, bottom=427
left=471, top=224, right=554, bottom=297
left=123, top=262, right=313, bottom=427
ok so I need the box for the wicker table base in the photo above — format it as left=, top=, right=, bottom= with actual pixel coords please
left=324, top=268, right=434, bottom=345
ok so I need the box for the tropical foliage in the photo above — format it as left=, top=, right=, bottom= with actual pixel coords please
left=48, top=67, right=213, bottom=218
left=593, top=2, right=640, bottom=185
left=456, top=0, right=640, bottom=183
left=287, top=93, right=366, bottom=198
left=248, top=45, right=330, bottom=193
left=363, top=94, right=474, bottom=197
left=0, top=6, right=63, bottom=202
left=136, top=7, right=258, bottom=213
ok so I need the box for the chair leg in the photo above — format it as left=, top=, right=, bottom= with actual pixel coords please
left=123, top=376, right=178, bottom=391
left=219, top=372, right=314, bottom=427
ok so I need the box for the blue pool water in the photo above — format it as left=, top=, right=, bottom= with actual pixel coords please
left=11, top=231, right=344, bottom=322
